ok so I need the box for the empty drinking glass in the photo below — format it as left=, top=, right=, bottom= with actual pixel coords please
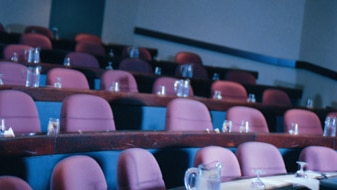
left=109, top=81, right=120, bottom=92
left=222, top=120, right=232, bottom=133
left=154, top=67, right=162, bottom=75
left=0, top=73, right=4, bottom=85
left=323, top=116, right=336, bottom=137
left=156, top=85, right=166, bottom=96
left=295, top=161, right=308, bottom=178
left=213, top=90, right=222, bottom=100
left=47, top=118, right=60, bottom=135
left=250, top=169, right=266, bottom=190
left=106, top=61, right=113, bottom=70
left=240, top=121, right=249, bottom=133
left=53, top=77, right=62, bottom=88
left=288, top=122, right=299, bottom=135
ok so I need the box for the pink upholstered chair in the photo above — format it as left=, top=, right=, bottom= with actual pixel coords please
left=24, top=25, right=53, bottom=39
left=194, top=146, right=241, bottom=182
left=0, top=90, right=41, bottom=134
left=46, top=68, right=89, bottom=89
left=50, top=155, right=107, bottom=190
left=20, top=33, right=52, bottom=49
left=226, top=106, right=269, bottom=133
left=175, top=64, right=209, bottom=80
left=262, top=88, right=292, bottom=106
left=65, top=52, right=100, bottom=68
left=75, top=41, right=106, bottom=56
left=60, top=94, right=115, bottom=132
left=284, top=109, right=323, bottom=135
left=152, top=77, right=194, bottom=96
left=236, top=142, right=287, bottom=177
left=0, top=61, right=27, bottom=86
left=299, top=146, right=337, bottom=172
left=211, top=80, right=248, bottom=102
left=225, top=70, right=256, bottom=85
left=3, top=44, right=33, bottom=62
left=122, top=46, right=152, bottom=61
left=117, top=148, right=165, bottom=190
left=165, top=98, right=212, bottom=131
left=0, top=176, right=32, bottom=190
left=100, top=70, right=138, bottom=92
left=175, top=51, right=203, bottom=65
left=118, top=58, right=152, bottom=74
left=75, top=33, right=102, bottom=44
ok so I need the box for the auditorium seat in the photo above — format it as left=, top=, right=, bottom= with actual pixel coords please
left=165, top=98, right=212, bottom=131
left=24, top=25, right=53, bottom=39
left=50, top=155, right=107, bottom=190
left=194, top=146, right=241, bottom=182
left=118, top=58, right=152, bottom=74
left=20, top=33, right=52, bottom=49
left=100, top=70, right=138, bottom=92
left=299, top=146, right=337, bottom=172
left=117, top=148, right=165, bottom=190
left=175, top=63, right=209, bottom=80
left=60, top=94, right=115, bottom=132
left=122, top=46, right=152, bottom=61
left=284, top=109, right=323, bottom=135
left=262, top=88, right=292, bottom=106
left=0, top=61, right=27, bottom=86
left=226, top=106, right=269, bottom=133
left=211, top=80, right=248, bottom=102
left=75, top=33, right=102, bottom=44
left=0, top=176, right=32, bottom=190
left=75, top=41, right=106, bottom=56
left=225, top=70, right=256, bottom=85
left=3, top=44, right=33, bottom=62
left=65, top=52, right=100, bottom=68
left=175, top=51, right=203, bottom=65
left=236, top=141, right=287, bottom=177
left=0, top=90, right=41, bottom=135
left=46, top=68, right=90, bottom=89
left=152, top=76, right=194, bottom=96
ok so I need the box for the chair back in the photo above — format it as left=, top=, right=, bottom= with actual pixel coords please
left=194, top=146, right=241, bottom=182
left=122, top=46, right=152, bottom=61
left=60, top=94, right=115, bottom=132
left=117, top=148, right=165, bottom=190
left=211, top=81, right=247, bottom=102
left=0, top=176, right=32, bottom=190
left=3, top=44, right=33, bottom=62
left=75, top=41, right=106, bottom=56
left=20, top=33, right=52, bottom=49
left=175, top=51, right=202, bottom=65
left=0, top=90, right=40, bottom=134
left=46, top=68, right=89, bottom=89
left=262, top=89, right=291, bottom=106
left=66, top=52, right=100, bottom=68
left=24, top=25, right=53, bottom=39
left=119, top=58, right=152, bottom=74
left=236, top=142, right=287, bottom=177
left=165, top=98, right=212, bottom=131
left=75, top=33, right=102, bottom=44
left=299, top=146, right=337, bottom=172
left=50, top=155, right=107, bottom=190
left=226, top=106, right=269, bottom=133
left=225, top=70, right=256, bottom=85
left=152, top=77, right=193, bottom=96
left=0, top=61, right=27, bottom=86
left=284, top=109, right=323, bottom=135
left=100, top=70, right=138, bottom=92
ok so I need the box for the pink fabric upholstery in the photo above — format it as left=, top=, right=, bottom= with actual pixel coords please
left=0, top=61, right=27, bottom=86
left=175, top=64, right=209, bottom=79
left=117, top=148, right=165, bottom=190
left=0, top=176, right=32, bottom=190
left=327, top=112, right=337, bottom=118
left=152, top=77, right=194, bottom=96
left=60, top=94, right=115, bottom=132
left=75, top=41, right=106, bottom=56
left=66, top=52, right=100, bottom=68
left=299, top=146, right=337, bottom=172
left=100, top=70, right=138, bottom=92
left=0, top=90, right=40, bottom=134
left=50, top=155, right=107, bottom=190
left=284, top=109, right=323, bottom=135
left=225, top=70, right=256, bottom=85
left=119, top=58, right=152, bottom=74
left=3, top=44, right=33, bottom=62
left=175, top=51, right=203, bottom=65
left=75, top=33, right=102, bottom=44
left=20, top=33, right=52, bottom=49
left=211, top=81, right=248, bottom=102
left=236, top=142, right=287, bottom=177
left=194, top=146, right=241, bottom=182
left=122, top=46, right=152, bottom=61
left=165, top=98, right=212, bottom=131
left=262, top=89, right=291, bottom=106
left=46, top=68, right=89, bottom=89
left=226, top=106, right=269, bottom=133
left=24, top=25, right=53, bottom=39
